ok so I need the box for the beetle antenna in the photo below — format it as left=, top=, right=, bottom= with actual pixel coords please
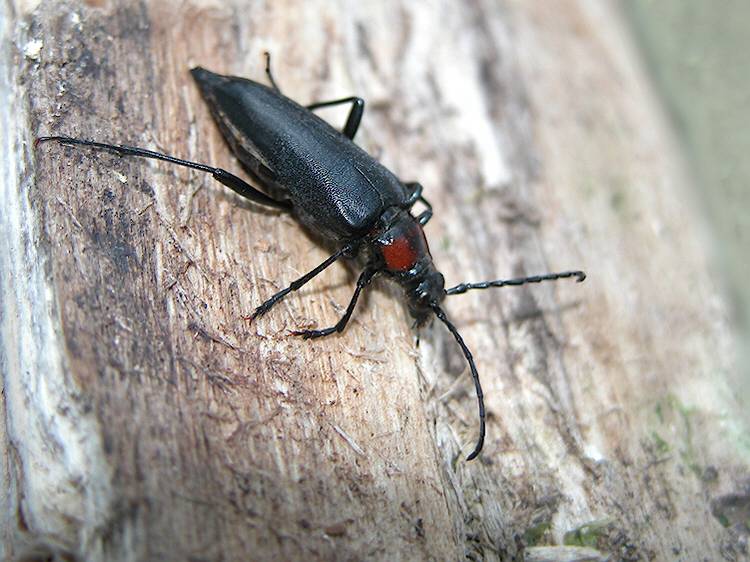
left=35, top=136, right=223, bottom=172
left=34, top=135, right=291, bottom=210
left=431, top=303, right=485, bottom=461
left=445, top=270, right=585, bottom=296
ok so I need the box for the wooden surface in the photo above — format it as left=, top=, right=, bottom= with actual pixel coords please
left=2, top=0, right=747, bottom=560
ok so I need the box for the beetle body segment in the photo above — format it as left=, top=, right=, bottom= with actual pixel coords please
left=375, top=211, right=431, bottom=272
left=191, top=67, right=410, bottom=240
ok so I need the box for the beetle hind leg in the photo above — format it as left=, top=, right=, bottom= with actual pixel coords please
left=35, top=135, right=291, bottom=211
left=264, top=51, right=365, bottom=139
left=291, top=267, right=377, bottom=339
left=307, top=97, right=365, bottom=140
left=263, top=51, right=282, bottom=93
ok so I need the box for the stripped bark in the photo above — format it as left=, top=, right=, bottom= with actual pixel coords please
left=2, top=0, right=747, bottom=560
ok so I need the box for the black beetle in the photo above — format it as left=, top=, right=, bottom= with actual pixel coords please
left=36, top=54, right=585, bottom=460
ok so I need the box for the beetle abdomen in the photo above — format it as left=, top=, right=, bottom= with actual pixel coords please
left=192, top=67, right=410, bottom=240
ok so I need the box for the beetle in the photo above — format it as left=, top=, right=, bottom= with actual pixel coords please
left=36, top=54, right=585, bottom=460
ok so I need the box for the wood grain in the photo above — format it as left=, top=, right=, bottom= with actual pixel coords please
left=2, top=0, right=747, bottom=560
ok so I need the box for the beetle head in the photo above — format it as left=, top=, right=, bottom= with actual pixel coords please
left=406, top=267, right=445, bottom=325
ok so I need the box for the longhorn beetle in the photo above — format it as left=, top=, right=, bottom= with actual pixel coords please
left=36, top=54, right=585, bottom=460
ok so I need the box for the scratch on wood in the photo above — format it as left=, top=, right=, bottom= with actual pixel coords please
left=55, top=195, right=83, bottom=229
left=331, top=423, right=366, bottom=457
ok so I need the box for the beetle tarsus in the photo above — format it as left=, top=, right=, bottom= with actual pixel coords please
left=291, top=328, right=333, bottom=339
left=251, top=293, right=287, bottom=320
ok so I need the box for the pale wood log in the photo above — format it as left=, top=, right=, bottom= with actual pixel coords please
left=2, top=0, right=747, bottom=561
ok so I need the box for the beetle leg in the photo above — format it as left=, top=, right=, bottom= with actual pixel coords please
left=416, top=209, right=433, bottom=225
left=404, top=182, right=432, bottom=209
left=263, top=51, right=281, bottom=93
left=291, top=267, right=378, bottom=339
left=404, top=182, right=433, bottom=224
left=307, top=97, right=365, bottom=140
left=403, top=182, right=423, bottom=206
left=250, top=241, right=362, bottom=320
left=35, top=136, right=292, bottom=211
left=264, top=51, right=364, bottom=139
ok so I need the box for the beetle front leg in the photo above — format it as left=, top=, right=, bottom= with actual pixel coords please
left=250, top=242, right=361, bottom=320
left=291, top=267, right=377, bottom=339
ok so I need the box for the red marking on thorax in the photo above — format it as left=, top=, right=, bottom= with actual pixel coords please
left=382, top=235, right=419, bottom=271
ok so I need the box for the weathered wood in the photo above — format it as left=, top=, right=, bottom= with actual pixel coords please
left=2, top=0, right=747, bottom=560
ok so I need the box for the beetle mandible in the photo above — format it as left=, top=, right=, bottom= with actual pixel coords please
left=36, top=53, right=585, bottom=460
